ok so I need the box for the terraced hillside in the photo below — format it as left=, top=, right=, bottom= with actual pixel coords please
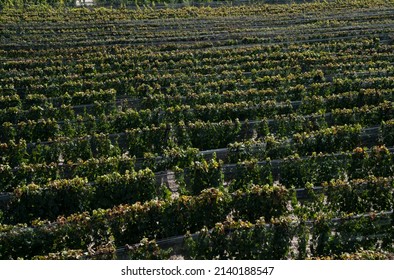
left=0, top=0, right=393, bottom=260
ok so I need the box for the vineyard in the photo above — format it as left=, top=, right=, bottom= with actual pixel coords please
left=0, top=0, right=393, bottom=260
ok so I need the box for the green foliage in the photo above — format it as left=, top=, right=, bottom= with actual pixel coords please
left=323, top=176, right=394, bottom=214
left=229, top=158, right=273, bottom=191
left=8, top=177, right=93, bottom=223
left=185, top=216, right=297, bottom=260
left=280, top=152, right=347, bottom=188
left=310, top=212, right=393, bottom=257
left=313, top=249, right=394, bottom=260
left=123, top=238, right=172, bottom=260
left=231, top=184, right=293, bottom=222
left=94, top=168, right=159, bottom=209
left=293, top=124, right=363, bottom=155
left=0, top=0, right=393, bottom=260
left=5, top=168, right=164, bottom=223
left=382, top=119, right=394, bottom=146
left=187, top=154, right=223, bottom=195
left=0, top=184, right=296, bottom=259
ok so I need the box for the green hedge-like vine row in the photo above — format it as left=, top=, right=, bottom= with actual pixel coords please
left=1, top=174, right=393, bottom=259
left=1, top=0, right=393, bottom=260
left=5, top=168, right=164, bottom=223
left=0, top=185, right=293, bottom=259
left=0, top=119, right=384, bottom=169
left=2, top=146, right=393, bottom=225
left=185, top=211, right=393, bottom=259
left=279, top=145, right=393, bottom=188
left=322, top=176, right=394, bottom=214
left=0, top=141, right=392, bottom=194
left=30, top=214, right=394, bottom=260
left=382, top=119, right=394, bottom=146
left=1, top=99, right=392, bottom=154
